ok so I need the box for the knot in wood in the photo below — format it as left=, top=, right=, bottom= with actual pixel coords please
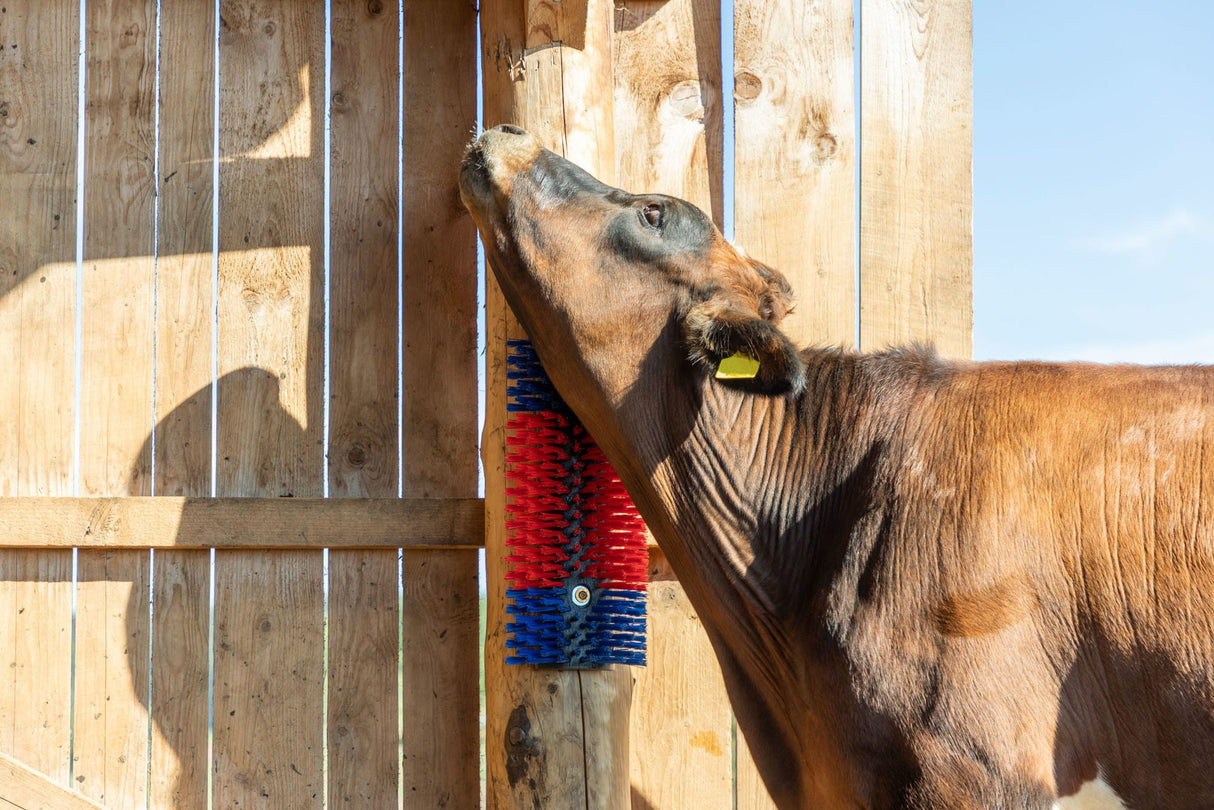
left=734, top=70, right=762, bottom=102
left=346, top=444, right=367, bottom=467
left=332, top=91, right=349, bottom=111
left=366, top=0, right=384, bottom=14
left=262, top=20, right=277, bottom=36
left=667, top=80, right=704, bottom=121
left=814, top=132, right=838, bottom=160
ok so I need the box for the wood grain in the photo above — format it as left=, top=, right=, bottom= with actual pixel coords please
left=401, top=0, right=480, bottom=500
left=326, top=5, right=403, bottom=802
left=72, top=550, right=151, bottom=807
left=216, top=0, right=324, bottom=497
left=79, top=0, right=157, bottom=497
left=0, top=497, right=483, bottom=549
left=213, top=4, right=325, bottom=806
left=149, top=550, right=211, bottom=809
left=482, top=2, right=634, bottom=808
left=155, top=0, right=217, bottom=498
left=0, top=0, right=78, bottom=498
left=859, top=0, right=972, bottom=357
left=613, top=0, right=722, bottom=218
left=151, top=7, right=216, bottom=802
left=401, top=550, right=480, bottom=807
left=0, top=551, right=73, bottom=786
left=0, top=1, right=78, bottom=790
left=398, top=1, right=483, bottom=805
left=735, top=0, right=855, bottom=350
left=328, top=0, right=398, bottom=499
left=213, top=551, right=324, bottom=809
left=0, top=751, right=105, bottom=810
left=328, top=550, right=399, bottom=807
left=628, top=550, right=732, bottom=810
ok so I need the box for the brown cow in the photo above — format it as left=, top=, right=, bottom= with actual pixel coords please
left=460, top=124, right=1214, bottom=809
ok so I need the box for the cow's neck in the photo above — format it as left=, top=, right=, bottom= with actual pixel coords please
left=604, top=347, right=894, bottom=802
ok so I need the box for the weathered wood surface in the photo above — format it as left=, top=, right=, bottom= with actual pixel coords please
left=74, top=4, right=159, bottom=803
left=151, top=2, right=215, bottom=799
left=398, top=0, right=482, bottom=805
left=0, top=497, right=484, bottom=549
left=629, top=551, right=733, bottom=809
left=73, top=550, right=151, bottom=807
left=80, top=0, right=156, bottom=499
left=859, top=0, right=973, bottom=357
left=735, top=0, right=855, bottom=351
left=0, top=751, right=106, bottom=810
left=327, top=4, right=403, bottom=805
left=482, top=1, right=634, bottom=808
left=213, top=550, right=325, bottom=808
left=0, top=1, right=78, bottom=790
left=213, top=3, right=326, bottom=807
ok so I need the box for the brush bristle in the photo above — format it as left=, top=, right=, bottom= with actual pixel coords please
left=503, top=340, right=648, bottom=667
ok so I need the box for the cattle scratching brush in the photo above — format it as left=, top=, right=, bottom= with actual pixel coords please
left=504, top=339, right=648, bottom=667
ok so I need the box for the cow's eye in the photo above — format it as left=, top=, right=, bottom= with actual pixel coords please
left=639, top=202, right=664, bottom=230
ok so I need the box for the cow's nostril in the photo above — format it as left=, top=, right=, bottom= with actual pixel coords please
left=496, top=124, right=526, bottom=136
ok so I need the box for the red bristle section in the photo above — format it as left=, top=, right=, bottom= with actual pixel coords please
left=504, top=410, right=648, bottom=591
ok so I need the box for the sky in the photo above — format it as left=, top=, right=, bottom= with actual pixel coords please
left=974, top=0, right=1214, bottom=363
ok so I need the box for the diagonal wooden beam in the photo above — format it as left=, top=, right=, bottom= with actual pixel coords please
left=0, top=752, right=106, bottom=810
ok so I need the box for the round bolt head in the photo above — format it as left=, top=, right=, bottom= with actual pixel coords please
left=571, top=585, right=591, bottom=607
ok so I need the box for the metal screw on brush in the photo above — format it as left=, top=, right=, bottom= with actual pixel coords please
left=571, top=585, right=591, bottom=607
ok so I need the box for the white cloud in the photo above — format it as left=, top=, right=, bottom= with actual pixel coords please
left=1082, top=207, right=1208, bottom=258
left=1046, top=331, right=1214, bottom=365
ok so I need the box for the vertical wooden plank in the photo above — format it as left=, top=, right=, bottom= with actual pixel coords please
left=611, top=5, right=737, bottom=808
left=215, top=0, right=323, bottom=497
left=156, top=0, right=217, bottom=497
left=859, top=0, right=972, bottom=357
left=0, top=0, right=78, bottom=788
left=613, top=0, right=722, bottom=218
left=327, top=2, right=401, bottom=806
left=214, top=2, right=325, bottom=807
left=152, top=3, right=216, bottom=801
left=79, top=0, right=157, bottom=498
left=398, top=1, right=480, bottom=806
left=72, top=551, right=151, bottom=808
left=0, top=553, right=73, bottom=786
left=0, top=0, right=78, bottom=499
left=734, top=0, right=855, bottom=349
left=73, top=2, right=157, bottom=803
left=149, top=550, right=211, bottom=810
left=401, top=551, right=480, bottom=806
left=482, top=1, right=633, bottom=808
left=213, top=551, right=324, bottom=808
left=628, top=553, right=732, bottom=809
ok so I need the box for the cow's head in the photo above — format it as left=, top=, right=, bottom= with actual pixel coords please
left=459, top=125, right=805, bottom=435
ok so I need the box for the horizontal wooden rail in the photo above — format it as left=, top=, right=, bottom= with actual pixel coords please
left=0, top=497, right=484, bottom=550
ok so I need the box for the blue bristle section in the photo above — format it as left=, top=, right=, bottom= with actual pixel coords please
left=506, top=339, right=570, bottom=414
left=505, top=587, right=647, bottom=667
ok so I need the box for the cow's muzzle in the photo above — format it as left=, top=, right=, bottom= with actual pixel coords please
left=459, top=124, right=542, bottom=203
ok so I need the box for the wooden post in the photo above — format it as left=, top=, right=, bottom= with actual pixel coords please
left=481, top=1, right=632, bottom=808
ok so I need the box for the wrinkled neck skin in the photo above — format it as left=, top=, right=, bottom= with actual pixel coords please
left=573, top=343, right=896, bottom=808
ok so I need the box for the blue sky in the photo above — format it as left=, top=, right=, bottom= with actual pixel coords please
left=974, top=1, right=1214, bottom=362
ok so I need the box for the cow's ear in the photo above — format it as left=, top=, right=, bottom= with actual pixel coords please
left=684, top=300, right=806, bottom=396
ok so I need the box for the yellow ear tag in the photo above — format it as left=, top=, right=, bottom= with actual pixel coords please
left=715, top=350, right=760, bottom=380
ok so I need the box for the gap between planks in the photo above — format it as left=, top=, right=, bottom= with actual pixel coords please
left=0, top=497, right=484, bottom=549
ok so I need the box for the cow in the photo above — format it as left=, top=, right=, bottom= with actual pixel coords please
left=459, top=123, right=1214, bottom=809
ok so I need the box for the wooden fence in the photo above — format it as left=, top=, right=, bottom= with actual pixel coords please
left=0, top=0, right=971, bottom=808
